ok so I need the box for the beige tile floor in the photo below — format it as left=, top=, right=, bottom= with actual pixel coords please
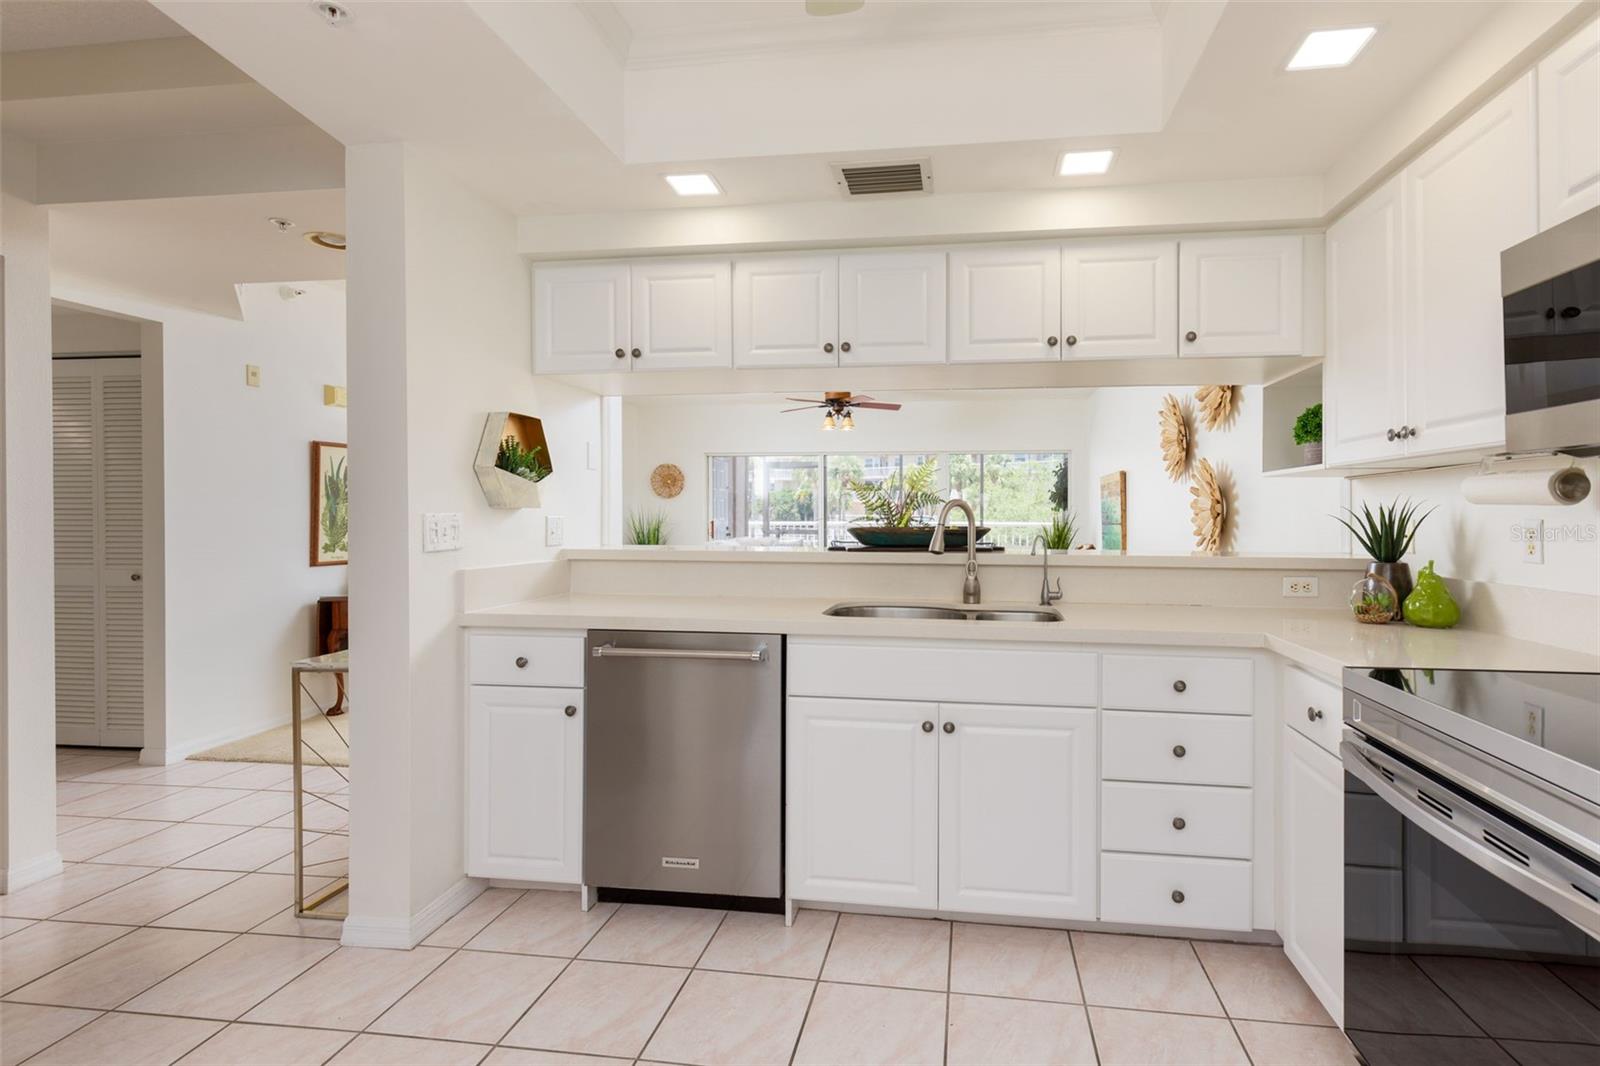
left=1, top=747, right=1359, bottom=1065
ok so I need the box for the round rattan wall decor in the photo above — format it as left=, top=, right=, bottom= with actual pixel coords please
left=650, top=463, right=685, bottom=499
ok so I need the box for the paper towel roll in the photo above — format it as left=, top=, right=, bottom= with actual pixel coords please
left=1460, top=467, right=1591, bottom=505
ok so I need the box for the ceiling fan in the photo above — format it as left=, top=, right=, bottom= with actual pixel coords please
left=782, top=391, right=901, bottom=430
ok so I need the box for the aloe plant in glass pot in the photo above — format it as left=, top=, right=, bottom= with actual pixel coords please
left=1334, top=498, right=1433, bottom=610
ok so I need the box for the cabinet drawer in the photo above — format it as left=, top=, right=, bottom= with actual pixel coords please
left=1102, top=781, right=1252, bottom=859
left=788, top=640, right=1097, bottom=707
left=1101, top=852, right=1253, bottom=932
left=1103, top=654, right=1251, bottom=714
left=1102, top=711, right=1253, bottom=787
left=1283, top=665, right=1342, bottom=755
left=468, top=633, right=584, bottom=687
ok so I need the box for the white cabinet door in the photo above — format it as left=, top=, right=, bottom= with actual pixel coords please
left=533, top=263, right=631, bottom=374
left=630, top=258, right=732, bottom=371
left=1280, top=726, right=1343, bottom=1026
left=1403, top=73, right=1535, bottom=458
left=733, top=256, right=838, bottom=368
left=1178, top=236, right=1304, bottom=356
left=948, top=245, right=1062, bottom=363
left=1538, top=19, right=1600, bottom=230
left=838, top=251, right=947, bottom=365
left=787, top=696, right=939, bottom=909
left=1060, top=239, right=1178, bottom=358
left=466, top=685, right=583, bottom=883
left=938, top=703, right=1097, bottom=919
left=1325, top=174, right=1407, bottom=466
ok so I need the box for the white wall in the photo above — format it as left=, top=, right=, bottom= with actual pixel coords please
left=51, top=306, right=141, bottom=355
left=622, top=389, right=1097, bottom=546
left=1083, top=385, right=1347, bottom=556
left=345, top=143, right=603, bottom=944
left=2, top=146, right=61, bottom=891
left=50, top=281, right=351, bottom=760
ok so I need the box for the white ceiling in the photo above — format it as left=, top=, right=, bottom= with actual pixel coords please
left=0, top=0, right=186, bottom=51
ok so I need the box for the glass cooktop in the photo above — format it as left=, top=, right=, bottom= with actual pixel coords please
left=1356, top=668, right=1600, bottom=777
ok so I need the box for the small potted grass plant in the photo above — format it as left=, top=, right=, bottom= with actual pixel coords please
left=1294, top=403, right=1323, bottom=466
left=1039, top=511, right=1077, bottom=551
left=1334, top=498, right=1432, bottom=609
left=625, top=509, right=668, bottom=546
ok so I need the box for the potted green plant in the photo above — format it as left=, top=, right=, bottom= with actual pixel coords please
left=846, top=458, right=985, bottom=547
left=495, top=435, right=550, bottom=483
left=625, top=510, right=668, bottom=546
left=1334, top=498, right=1433, bottom=609
left=1293, top=403, right=1323, bottom=466
left=1039, top=511, right=1077, bottom=551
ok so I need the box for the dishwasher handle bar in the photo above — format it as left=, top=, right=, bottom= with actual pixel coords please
left=591, top=642, right=768, bottom=663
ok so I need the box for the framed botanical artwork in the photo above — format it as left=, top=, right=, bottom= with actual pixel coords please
left=311, top=441, right=349, bottom=567
left=1100, top=471, right=1127, bottom=554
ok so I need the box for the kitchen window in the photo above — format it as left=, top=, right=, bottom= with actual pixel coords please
left=708, top=451, right=1068, bottom=549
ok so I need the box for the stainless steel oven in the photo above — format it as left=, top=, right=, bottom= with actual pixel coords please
left=1342, top=668, right=1600, bottom=1065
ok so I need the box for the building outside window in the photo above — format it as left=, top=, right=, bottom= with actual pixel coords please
left=708, top=451, right=1069, bottom=550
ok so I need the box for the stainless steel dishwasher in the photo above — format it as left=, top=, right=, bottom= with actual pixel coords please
left=583, top=630, right=782, bottom=899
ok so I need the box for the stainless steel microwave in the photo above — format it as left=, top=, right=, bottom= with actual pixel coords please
left=1501, top=206, right=1600, bottom=456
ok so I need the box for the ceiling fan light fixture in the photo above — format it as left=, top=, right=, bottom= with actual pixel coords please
left=841, top=411, right=854, bottom=431
left=822, top=411, right=836, bottom=431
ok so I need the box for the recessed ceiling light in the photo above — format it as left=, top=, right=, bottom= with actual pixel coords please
left=305, top=231, right=346, bottom=251
left=1057, top=150, right=1115, bottom=177
left=313, top=2, right=352, bottom=28
left=267, top=217, right=295, bottom=232
left=664, top=173, right=722, bottom=197
left=1287, top=26, right=1376, bottom=71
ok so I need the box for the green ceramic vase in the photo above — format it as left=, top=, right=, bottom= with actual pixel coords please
left=1402, top=560, right=1460, bottom=629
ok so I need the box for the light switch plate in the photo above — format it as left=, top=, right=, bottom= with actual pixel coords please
left=245, top=365, right=261, bottom=388
left=545, top=515, right=565, bottom=547
left=423, top=512, right=463, bottom=553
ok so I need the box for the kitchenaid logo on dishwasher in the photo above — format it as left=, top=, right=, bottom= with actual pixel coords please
left=661, top=856, right=700, bottom=870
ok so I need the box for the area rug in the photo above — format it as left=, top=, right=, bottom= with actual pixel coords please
left=189, top=714, right=350, bottom=767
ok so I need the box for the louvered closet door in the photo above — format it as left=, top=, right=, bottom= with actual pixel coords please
left=52, top=360, right=144, bottom=748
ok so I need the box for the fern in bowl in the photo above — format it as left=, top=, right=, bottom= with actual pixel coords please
left=626, top=510, right=668, bottom=546
left=848, top=457, right=943, bottom=528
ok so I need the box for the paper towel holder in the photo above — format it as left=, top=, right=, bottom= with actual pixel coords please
left=1461, top=453, right=1591, bottom=506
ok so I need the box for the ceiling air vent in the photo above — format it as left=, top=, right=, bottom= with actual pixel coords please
left=831, top=159, right=932, bottom=198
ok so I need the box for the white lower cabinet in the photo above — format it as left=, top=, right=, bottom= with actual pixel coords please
left=466, top=684, right=584, bottom=883
left=939, top=703, right=1097, bottom=920
left=1279, top=723, right=1344, bottom=1025
left=1101, top=852, right=1253, bottom=931
left=787, top=696, right=1097, bottom=919
left=786, top=697, right=939, bottom=909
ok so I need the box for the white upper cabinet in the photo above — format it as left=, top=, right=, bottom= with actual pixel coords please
left=838, top=250, right=947, bottom=365
left=948, top=245, right=1062, bottom=363
left=630, top=258, right=732, bottom=371
left=938, top=703, right=1097, bottom=920
left=1538, top=19, right=1600, bottom=230
left=1402, top=73, right=1535, bottom=458
left=733, top=256, right=839, bottom=369
left=1060, top=239, right=1178, bottom=359
left=533, top=263, right=631, bottom=374
left=787, top=696, right=940, bottom=910
left=1178, top=236, right=1304, bottom=357
left=1325, top=175, right=1406, bottom=466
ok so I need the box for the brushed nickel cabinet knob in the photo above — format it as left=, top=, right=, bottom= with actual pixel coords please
left=515, top=656, right=529, bottom=669
left=824, top=342, right=834, bottom=353
left=1173, top=680, right=1187, bottom=693
left=1172, top=816, right=1187, bottom=831
left=1047, top=336, right=1059, bottom=347
left=614, top=348, right=625, bottom=359
left=564, top=705, right=577, bottom=717
left=1307, top=706, right=1324, bottom=722
left=1184, top=330, right=1197, bottom=342
left=943, top=721, right=956, bottom=734
left=1172, top=889, right=1186, bottom=904
left=1172, top=744, right=1187, bottom=758
left=922, top=721, right=934, bottom=733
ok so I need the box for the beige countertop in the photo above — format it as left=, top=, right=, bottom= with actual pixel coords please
left=461, top=594, right=1600, bottom=679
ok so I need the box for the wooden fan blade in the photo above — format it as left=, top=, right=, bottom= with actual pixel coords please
left=851, top=402, right=901, bottom=410
left=780, top=405, right=822, bottom=413
left=847, top=394, right=874, bottom=402
left=783, top=397, right=825, bottom=405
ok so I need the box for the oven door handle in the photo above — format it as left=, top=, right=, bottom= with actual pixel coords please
left=1342, top=737, right=1600, bottom=941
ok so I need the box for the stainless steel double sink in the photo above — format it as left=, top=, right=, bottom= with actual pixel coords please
left=824, top=602, right=1063, bottom=623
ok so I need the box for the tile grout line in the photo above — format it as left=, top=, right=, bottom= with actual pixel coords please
left=943, top=919, right=954, bottom=1066
left=787, top=909, right=840, bottom=1066
left=487, top=893, right=623, bottom=1052
left=631, top=906, right=731, bottom=1061
left=1189, top=939, right=1254, bottom=1066
left=1067, top=930, right=1103, bottom=1066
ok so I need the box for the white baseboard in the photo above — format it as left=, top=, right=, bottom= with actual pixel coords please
left=341, top=877, right=485, bottom=950
left=1, top=851, right=64, bottom=895
left=141, top=711, right=297, bottom=766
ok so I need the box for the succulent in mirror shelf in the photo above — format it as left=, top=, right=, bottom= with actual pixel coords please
left=495, top=435, right=550, bottom=484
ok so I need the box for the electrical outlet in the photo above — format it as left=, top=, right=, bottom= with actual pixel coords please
left=545, top=515, right=565, bottom=547
left=422, top=512, right=463, bottom=553
left=245, top=365, right=261, bottom=388
left=1523, top=519, right=1545, bottom=564
left=1282, top=576, right=1319, bottom=598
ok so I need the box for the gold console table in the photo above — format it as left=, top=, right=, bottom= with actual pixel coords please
left=291, top=650, right=350, bottom=919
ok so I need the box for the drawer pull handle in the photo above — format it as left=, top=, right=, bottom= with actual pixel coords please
left=564, top=705, right=577, bottom=717
left=943, top=721, right=956, bottom=734
left=922, top=721, right=934, bottom=733
left=1172, top=816, right=1187, bottom=831
left=1171, top=889, right=1186, bottom=904
left=1172, top=744, right=1187, bottom=759
left=1172, top=680, right=1187, bottom=693
left=514, top=656, right=529, bottom=669
left=1307, top=706, right=1324, bottom=722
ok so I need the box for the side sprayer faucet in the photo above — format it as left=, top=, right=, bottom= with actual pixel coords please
left=1030, top=534, right=1065, bottom=608
left=930, top=499, right=981, bottom=604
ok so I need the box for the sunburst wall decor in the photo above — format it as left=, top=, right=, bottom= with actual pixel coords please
left=1189, top=458, right=1227, bottom=554
left=1159, top=394, right=1190, bottom=482
left=1195, top=385, right=1236, bottom=431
